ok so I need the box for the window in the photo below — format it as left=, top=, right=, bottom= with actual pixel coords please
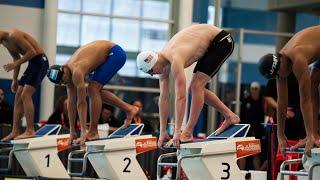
left=111, top=19, right=140, bottom=51
left=57, top=0, right=173, bottom=78
left=57, top=13, right=80, bottom=46
left=81, top=16, right=110, bottom=45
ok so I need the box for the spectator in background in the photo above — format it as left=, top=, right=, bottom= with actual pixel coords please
left=99, top=103, right=122, bottom=133
left=47, top=95, right=69, bottom=128
left=264, top=72, right=306, bottom=140
left=239, top=81, right=265, bottom=170
left=0, top=87, right=13, bottom=125
left=131, top=99, right=154, bottom=134
left=243, top=89, right=250, bottom=100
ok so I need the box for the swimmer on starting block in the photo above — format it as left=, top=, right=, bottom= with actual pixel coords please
left=47, top=40, right=138, bottom=144
left=136, top=24, right=240, bottom=147
left=0, top=29, right=49, bottom=141
left=258, top=25, right=320, bottom=156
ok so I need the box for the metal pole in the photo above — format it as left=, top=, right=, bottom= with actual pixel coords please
left=214, top=0, right=221, bottom=27
left=207, top=0, right=221, bottom=134
left=235, top=28, right=244, bottom=115
left=40, top=0, right=58, bottom=119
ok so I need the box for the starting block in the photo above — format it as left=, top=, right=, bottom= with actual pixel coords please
left=279, top=148, right=320, bottom=180
left=157, top=124, right=261, bottom=180
left=0, top=124, right=62, bottom=173
left=67, top=124, right=147, bottom=177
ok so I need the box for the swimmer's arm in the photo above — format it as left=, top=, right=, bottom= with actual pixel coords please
left=8, top=50, right=21, bottom=81
left=264, top=97, right=277, bottom=109
left=73, top=71, right=87, bottom=130
left=276, top=77, right=288, bottom=138
left=292, top=58, right=314, bottom=137
left=158, top=72, right=170, bottom=133
left=66, top=84, right=77, bottom=131
left=171, top=59, right=186, bottom=133
left=10, top=34, right=36, bottom=67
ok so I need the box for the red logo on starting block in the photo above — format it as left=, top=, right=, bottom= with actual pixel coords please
left=236, top=139, right=261, bottom=158
left=57, top=137, right=71, bottom=152
left=135, top=137, right=157, bottom=154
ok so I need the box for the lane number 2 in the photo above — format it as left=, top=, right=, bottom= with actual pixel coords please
left=123, top=157, right=131, bottom=173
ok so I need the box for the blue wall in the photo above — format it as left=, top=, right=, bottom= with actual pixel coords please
left=0, top=0, right=44, bottom=8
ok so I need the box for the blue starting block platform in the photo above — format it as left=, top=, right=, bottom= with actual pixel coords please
left=108, top=124, right=144, bottom=138
left=207, top=124, right=250, bottom=140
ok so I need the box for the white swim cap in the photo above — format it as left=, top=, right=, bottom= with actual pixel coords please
left=136, top=51, right=158, bottom=73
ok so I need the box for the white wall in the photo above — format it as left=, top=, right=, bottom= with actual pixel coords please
left=0, top=4, right=44, bottom=79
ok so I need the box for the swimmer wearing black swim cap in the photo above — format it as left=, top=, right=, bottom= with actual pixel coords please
left=258, top=25, right=320, bottom=157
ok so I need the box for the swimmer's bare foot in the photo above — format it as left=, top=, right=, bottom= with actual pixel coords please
left=14, top=130, right=36, bottom=140
left=68, top=131, right=78, bottom=145
left=1, top=131, right=19, bottom=141
left=74, top=132, right=87, bottom=145
left=86, top=131, right=99, bottom=141
left=215, top=114, right=240, bottom=135
left=180, top=131, right=193, bottom=142
left=124, top=106, right=139, bottom=127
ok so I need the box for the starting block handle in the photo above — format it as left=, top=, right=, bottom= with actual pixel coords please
left=157, top=152, right=178, bottom=180
left=280, top=170, right=308, bottom=177
left=67, top=150, right=87, bottom=177
left=279, top=158, right=303, bottom=180
left=285, top=147, right=304, bottom=153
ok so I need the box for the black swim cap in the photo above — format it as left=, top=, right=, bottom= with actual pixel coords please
left=258, top=53, right=281, bottom=79
left=47, top=65, right=64, bottom=84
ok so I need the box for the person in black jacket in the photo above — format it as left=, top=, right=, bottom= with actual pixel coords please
left=0, top=87, right=13, bottom=125
left=47, top=95, right=69, bottom=128
left=99, top=103, right=122, bottom=133
left=239, top=82, right=265, bottom=170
